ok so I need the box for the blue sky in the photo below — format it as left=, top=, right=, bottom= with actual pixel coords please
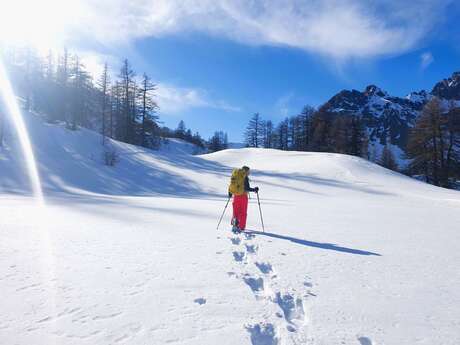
left=130, top=33, right=460, bottom=141
left=3, top=0, right=460, bottom=142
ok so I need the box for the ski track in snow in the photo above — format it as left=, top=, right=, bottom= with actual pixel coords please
left=225, top=230, right=313, bottom=345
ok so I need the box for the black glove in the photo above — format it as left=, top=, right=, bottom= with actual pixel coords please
left=254, top=187, right=259, bottom=193
left=228, top=192, right=232, bottom=198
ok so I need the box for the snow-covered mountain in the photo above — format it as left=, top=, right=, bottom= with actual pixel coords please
left=432, top=71, right=460, bottom=100
left=0, top=112, right=207, bottom=196
left=321, top=71, right=460, bottom=159
left=1, top=112, right=460, bottom=344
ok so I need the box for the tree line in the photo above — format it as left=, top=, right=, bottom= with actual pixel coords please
left=245, top=106, right=368, bottom=157
left=0, top=46, right=226, bottom=152
left=245, top=99, right=460, bottom=189
left=407, top=98, right=460, bottom=188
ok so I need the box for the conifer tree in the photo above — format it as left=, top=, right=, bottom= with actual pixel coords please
left=119, top=59, right=135, bottom=143
left=98, top=63, right=110, bottom=145
left=380, top=145, right=398, bottom=171
left=176, top=120, right=186, bottom=139
left=208, top=131, right=228, bottom=152
left=407, top=98, right=445, bottom=185
left=245, top=113, right=263, bottom=148
left=310, top=107, right=334, bottom=152
left=264, top=120, right=274, bottom=148
left=138, top=73, right=158, bottom=147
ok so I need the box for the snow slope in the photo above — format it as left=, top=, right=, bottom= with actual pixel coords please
left=1, top=112, right=460, bottom=345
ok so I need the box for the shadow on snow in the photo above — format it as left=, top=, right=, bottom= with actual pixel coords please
left=247, top=230, right=381, bottom=256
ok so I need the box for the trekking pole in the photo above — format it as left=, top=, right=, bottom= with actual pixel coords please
left=256, top=191, right=265, bottom=232
left=216, top=196, right=231, bottom=230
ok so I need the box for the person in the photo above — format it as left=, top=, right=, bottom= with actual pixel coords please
left=228, top=166, right=259, bottom=233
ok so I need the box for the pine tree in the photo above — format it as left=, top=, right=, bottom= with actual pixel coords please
left=176, top=120, right=186, bottom=139
left=98, top=63, right=110, bottom=145
left=288, top=115, right=302, bottom=151
left=330, top=115, right=349, bottom=154
left=69, top=55, right=92, bottom=130
left=276, top=118, right=289, bottom=150
left=113, top=81, right=123, bottom=140
left=119, top=59, right=135, bottom=143
left=407, top=98, right=445, bottom=185
left=379, top=145, right=398, bottom=171
left=443, top=103, right=460, bottom=185
left=208, top=131, right=228, bottom=152
left=310, top=107, right=334, bottom=152
left=138, top=73, right=159, bottom=147
left=192, top=132, right=205, bottom=148
left=264, top=120, right=274, bottom=148
left=245, top=113, right=263, bottom=148
left=56, top=48, right=70, bottom=124
left=299, top=105, right=314, bottom=151
left=349, top=115, right=367, bottom=157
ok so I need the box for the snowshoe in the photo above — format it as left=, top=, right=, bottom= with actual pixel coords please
left=231, top=218, right=241, bottom=234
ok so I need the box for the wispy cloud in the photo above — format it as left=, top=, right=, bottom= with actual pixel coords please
left=420, top=52, right=434, bottom=70
left=274, top=93, right=295, bottom=118
left=75, top=51, right=240, bottom=115
left=79, top=52, right=119, bottom=77
left=156, top=84, right=241, bottom=114
left=62, top=0, right=453, bottom=60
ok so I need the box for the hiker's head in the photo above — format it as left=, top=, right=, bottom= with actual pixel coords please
left=242, top=166, right=250, bottom=175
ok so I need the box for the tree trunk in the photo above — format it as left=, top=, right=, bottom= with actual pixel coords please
left=142, top=89, right=146, bottom=147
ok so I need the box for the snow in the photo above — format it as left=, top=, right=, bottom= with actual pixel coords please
left=405, top=91, right=430, bottom=104
left=1, top=112, right=460, bottom=345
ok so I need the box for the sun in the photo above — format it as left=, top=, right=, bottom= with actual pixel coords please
left=0, top=0, right=85, bottom=53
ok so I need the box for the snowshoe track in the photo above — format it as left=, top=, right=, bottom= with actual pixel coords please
left=227, top=231, right=313, bottom=344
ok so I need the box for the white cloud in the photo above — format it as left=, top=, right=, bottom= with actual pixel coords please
left=79, top=52, right=119, bottom=78
left=156, top=84, right=241, bottom=114
left=73, top=50, right=240, bottom=114
left=420, top=52, right=434, bottom=70
left=61, top=0, right=453, bottom=60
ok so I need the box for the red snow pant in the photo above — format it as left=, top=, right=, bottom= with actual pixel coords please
left=232, top=194, right=248, bottom=230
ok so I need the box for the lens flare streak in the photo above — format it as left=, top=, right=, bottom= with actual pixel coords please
left=0, top=58, right=44, bottom=203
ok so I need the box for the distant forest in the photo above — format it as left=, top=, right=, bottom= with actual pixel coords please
left=243, top=103, right=460, bottom=189
left=0, top=46, right=229, bottom=153
left=1, top=46, right=458, bottom=188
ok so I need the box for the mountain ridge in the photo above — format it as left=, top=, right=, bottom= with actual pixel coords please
left=320, top=71, right=460, bottom=158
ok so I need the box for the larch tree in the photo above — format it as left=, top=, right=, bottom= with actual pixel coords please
left=119, top=59, right=135, bottom=143
left=138, top=73, right=159, bottom=147
left=407, top=98, right=445, bottom=186
left=98, top=62, right=110, bottom=145
left=245, top=113, right=263, bottom=148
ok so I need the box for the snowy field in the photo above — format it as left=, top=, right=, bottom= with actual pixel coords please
left=1, top=113, right=460, bottom=345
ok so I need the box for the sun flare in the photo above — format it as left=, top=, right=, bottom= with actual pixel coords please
left=0, top=0, right=84, bottom=53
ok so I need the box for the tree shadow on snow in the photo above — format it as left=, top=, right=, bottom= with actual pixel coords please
left=247, top=230, right=381, bottom=256
left=250, top=171, right=394, bottom=196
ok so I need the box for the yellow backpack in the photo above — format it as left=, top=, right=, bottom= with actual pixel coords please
left=228, top=168, right=246, bottom=195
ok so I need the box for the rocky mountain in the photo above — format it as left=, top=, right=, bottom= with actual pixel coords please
left=432, top=72, right=460, bottom=100
left=320, top=71, right=460, bottom=161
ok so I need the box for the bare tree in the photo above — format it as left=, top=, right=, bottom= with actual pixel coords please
left=98, top=63, right=110, bottom=145
left=138, top=73, right=159, bottom=147
left=245, top=112, right=263, bottom=147
left=119, top=59, right=135, bottom=143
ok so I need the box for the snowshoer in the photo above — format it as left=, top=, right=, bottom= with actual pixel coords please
left=228, top=166, right=259, bottom=233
